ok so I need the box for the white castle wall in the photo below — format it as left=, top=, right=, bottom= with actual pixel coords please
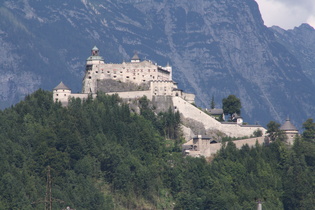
left=53, top=90, right=97, bottom=106
left=150, top=80, right=174, bottom=96
left=181, top=92, right=195, bottom=104
left=82, top=60, right=171, bottom=94
left=184, top=136, right=265, bottom=157
left=172, top=96, right=266, bottom=138
left=53, top=89, right=71, bottom=105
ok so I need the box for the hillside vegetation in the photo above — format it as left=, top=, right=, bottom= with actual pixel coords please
left=0, top=90, right=314, bottom=209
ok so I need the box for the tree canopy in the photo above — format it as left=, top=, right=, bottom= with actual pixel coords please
left=266, top=121, right=286, bottom=142
left=0, top=90, right=314, bottom=209
left=222, top=94, right=242, bottom=119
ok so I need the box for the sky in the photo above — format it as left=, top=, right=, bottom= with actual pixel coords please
left=255, top=0, right=315, bottom=29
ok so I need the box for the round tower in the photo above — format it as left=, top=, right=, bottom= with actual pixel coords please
left=280, top=117, right=298, bottom=145
left=53, top=81, right=71, bottom=106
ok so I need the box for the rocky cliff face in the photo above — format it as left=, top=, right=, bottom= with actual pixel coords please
left=270, top=24, right=315, bottom=85
left=1, top=0, right=315, bottom=127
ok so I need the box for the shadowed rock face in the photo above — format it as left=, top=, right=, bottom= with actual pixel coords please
left=1, top=0, right=315, bottom=126
left=97, top=79, right=150, bottom=93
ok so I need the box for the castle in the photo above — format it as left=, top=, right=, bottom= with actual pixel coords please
left=53, top=46, right=194, bottom=105
left=53, top=47, right=298, bottom=157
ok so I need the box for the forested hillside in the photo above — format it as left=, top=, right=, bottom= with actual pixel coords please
left=0, top=90, right=314, bottom=209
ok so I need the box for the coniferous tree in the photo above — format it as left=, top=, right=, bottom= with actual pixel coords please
left=210, top=95, right=215, bottom=109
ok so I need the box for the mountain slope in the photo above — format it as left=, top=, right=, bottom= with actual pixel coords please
left=1, top=0, right=315, bottom=126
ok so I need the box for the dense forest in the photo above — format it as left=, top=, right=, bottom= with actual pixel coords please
left=0, top=90, right=314, bottom=209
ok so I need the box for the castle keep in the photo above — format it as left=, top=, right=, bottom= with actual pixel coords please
left=54, top=46, right=194, bottom=104
left=82, top=46, right=172, bottom=93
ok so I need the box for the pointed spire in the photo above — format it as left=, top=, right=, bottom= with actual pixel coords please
left=131, top=51, right=140, bottom=62
left=53, top=81, right=70, bottom=90
left=92, top=45, right=99, bottom=51
left=91, top=45, right=99, bottom=56
left=280, top=116, right=298, bottom=131
left=87, top=46, right=104, bottom=62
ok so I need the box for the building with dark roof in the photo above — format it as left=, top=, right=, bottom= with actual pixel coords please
left=280, top=117, right=298, bottom=145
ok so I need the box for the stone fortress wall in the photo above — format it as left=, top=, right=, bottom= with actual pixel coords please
left=172, top=96, right=266, bottom=138
left=82, top=46, right=172, bottom=94
left=184, top=136, right=266, bottom=157
left=53, top=46, right=275, bottom=157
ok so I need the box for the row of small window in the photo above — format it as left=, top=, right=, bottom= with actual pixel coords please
left=155, top=87, right=169, bottom=91
left=56, top=94, right=67, bottom=96
left=91, top=69, right=156, bottom=74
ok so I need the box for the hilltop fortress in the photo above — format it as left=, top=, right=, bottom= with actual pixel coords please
left=53, top=46, right=278, bottom=157
left=54, top=46, right=194, bottom=104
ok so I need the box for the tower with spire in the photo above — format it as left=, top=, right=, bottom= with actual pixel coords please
left=53, top=82, right=71, bottom=106
left=280, top=117, right=299, bottom=145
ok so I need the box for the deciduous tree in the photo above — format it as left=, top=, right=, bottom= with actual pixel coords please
left=222, top=95, right=242, bottom=120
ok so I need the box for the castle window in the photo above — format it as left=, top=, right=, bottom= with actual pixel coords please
left=133, top=77, right=135, bottom=80
left=113, top=76, right=116, bottom=78
left=56, top=94, right=59, bottom=96
left=143, top=80, right=146, bottom=82
left=64, top=94, right=66, bottom=96
left=96, top=71, right=98, bottom=73
left=86, top=65, right=92, bottom=71
left=89, top=76, right=91, bottom=79
left=120, top=71, right=122, bottom=73
left=107, top=71, right=110, bottom=73
left=126, top=76, right=129, bottom=78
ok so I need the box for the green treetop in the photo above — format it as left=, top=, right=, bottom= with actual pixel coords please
left=222, top=94, right=242, bottom=120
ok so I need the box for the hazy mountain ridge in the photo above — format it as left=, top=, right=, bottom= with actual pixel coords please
left=1, top=0, right=315, bottom=126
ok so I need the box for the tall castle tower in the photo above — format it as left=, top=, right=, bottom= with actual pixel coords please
left=82, top=46, right=105, bottom=93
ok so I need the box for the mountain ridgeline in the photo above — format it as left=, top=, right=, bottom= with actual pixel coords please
left=1, top=0, right=315, bottom=126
